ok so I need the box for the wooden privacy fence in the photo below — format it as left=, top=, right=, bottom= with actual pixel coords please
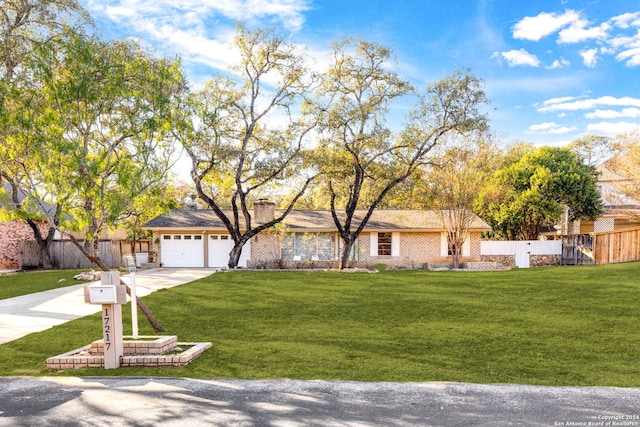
left=19, top=240, right=151, bottom=270
left=593, top=227, right=640, bottom=264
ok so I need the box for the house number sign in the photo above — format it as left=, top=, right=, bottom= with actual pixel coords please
left=103, top=307, right=112, bottom=351
left=84, top=271, right=124, bottom=369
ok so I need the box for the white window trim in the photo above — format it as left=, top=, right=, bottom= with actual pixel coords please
left=441, top=232, right=470, bottom=257
left=391, top=232, right=400, bottom=257
left=370, top=232, right=378, bottom=256
left=370, top=232, right=400, bottom=257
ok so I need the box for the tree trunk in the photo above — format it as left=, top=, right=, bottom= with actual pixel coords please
left=66, top=233, right=165, bottom=332
left=339, top=236, right=355, bottom=270
left=25, top=219, right=55, bottom=269
left=228, top=242, right=245, bottom=269
left=451, top=248, right=461, bottom=269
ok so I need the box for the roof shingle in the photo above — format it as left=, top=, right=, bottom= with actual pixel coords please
left=143, top=209, right=491, bottom=232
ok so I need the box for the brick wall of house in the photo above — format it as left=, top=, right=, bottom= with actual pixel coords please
left=249, top=233, right=281, bottom=266
left=358, top=231, right=483, bottom=268
left=248, top=230, right=484, bottom=269
left=0, top=220, right=50, bottom=269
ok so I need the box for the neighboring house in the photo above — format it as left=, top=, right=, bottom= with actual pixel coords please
left=574, top=159, right=640, bottom=234
left=0, top=220, right=50, bottom=270
left=0, top=182, right=52, bottom=270
left=142, top=201, right=492, bottom=268
left=540, top=159, right=640, bottom=238
left=0, top=182, right=128, bottom=269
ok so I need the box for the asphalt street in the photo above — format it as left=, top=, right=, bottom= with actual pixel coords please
left=1, top=377, right=640, bottom=426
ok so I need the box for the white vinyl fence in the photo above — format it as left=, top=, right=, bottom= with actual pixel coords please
left=481, top=240, right=562, bottom=268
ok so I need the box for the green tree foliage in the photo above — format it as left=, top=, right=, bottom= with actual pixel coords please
left=476, top=146, right=603, bottom=240
left=1, top=30, right=186, bottom=275
left=176, top=25, right=317, bottom=268
left=0, top=0, right=90, bottom=80
left=0, top=0, right=91, bottom=267
left=30, top=34, right=186, bottom=263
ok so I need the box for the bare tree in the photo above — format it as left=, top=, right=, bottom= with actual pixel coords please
left=426, top=132, right=497, bottom=268
left=176, top=25, right=317, bottom=268
left=312, top=40, right=489, bottom=268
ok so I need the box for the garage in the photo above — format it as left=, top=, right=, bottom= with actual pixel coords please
left=208, top=234, right=251, bottom=268
left=160, top=234, right=205, bottom=267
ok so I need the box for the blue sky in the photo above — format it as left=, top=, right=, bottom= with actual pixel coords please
left=82, top=0, right=640, bottom=149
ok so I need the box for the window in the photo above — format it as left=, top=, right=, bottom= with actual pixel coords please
left=282, top=233, right=334, bottom=261
left=163, top=235, right=171, bottom=240
left=210, top=235, right=218, bottom=240
left=370, top=232, right=399, bottom=257
left=221, top=235, right=229, bottom=240
left=378, top=232, right=392, bottom=256
left=184, top=235, right=192, bottom=240
left=194, top=235, right=202, bottom=240
left=448, top=243, right=457, bottom=256
left=173, top=235, right=181, bottom=240
left=440, top=232, right=471, bottom=257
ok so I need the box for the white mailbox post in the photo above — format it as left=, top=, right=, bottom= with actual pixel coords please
left=124, top=255, right=139, bottom=338
left=84, top=271, right=126, bottom=369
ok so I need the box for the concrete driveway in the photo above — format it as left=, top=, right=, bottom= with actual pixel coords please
left=0, top=268, right=216, bottom=344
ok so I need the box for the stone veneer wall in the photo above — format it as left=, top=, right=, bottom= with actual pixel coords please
left=531, top=254, right=561, bottom=266
left=481, top=255, right=516, bottom=267
left=0, top=220, right=50, bottom=269
left=481, top=254, right=560, bottom=267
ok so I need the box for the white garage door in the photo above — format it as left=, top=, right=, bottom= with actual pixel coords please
left=161, top=234, right=205, bottom=267
left=208, top=234, right=251, bottom=268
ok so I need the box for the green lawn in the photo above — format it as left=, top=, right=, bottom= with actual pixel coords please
left=0, top=269, right=87, bottom=300
left=1, top=264, right=639, bottom=386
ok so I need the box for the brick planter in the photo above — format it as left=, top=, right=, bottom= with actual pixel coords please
left=46, top=336, right=211, bottom=370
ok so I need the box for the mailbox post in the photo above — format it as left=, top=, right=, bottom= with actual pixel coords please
left=85, top=271, right=126, bottom=369
left=124, top=255, right=139, bottom=338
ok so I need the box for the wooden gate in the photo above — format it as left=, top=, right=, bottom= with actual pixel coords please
left=561, top=234, right=594, bottom=265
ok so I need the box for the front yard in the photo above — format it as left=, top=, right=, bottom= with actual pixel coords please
left=0, top=269, right=86, bottom=300
left=1, top=263, right=639, bottom=386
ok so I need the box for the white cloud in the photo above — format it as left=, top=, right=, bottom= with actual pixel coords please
left=538, top=96, right=640, bottom=113
left=584, top=108, right=640, bottom=119
left=558, top=20, right=610, bottom=44
left=580, top=48, right=599, bottom=67
left=608, top=32, right=640, bottom=50
left=494, top=49, right=541, bottom=67
left=512, top=9, right=581, bottom=41
left=586, top=121, right=640, bottom=137
left=508, top=9, right=640, bottom=68
left=546, top=58, right=570, bottom=69
left=610, top=12, right=640, bottom=29
left=616, top=47, right=640, bottom=66
left=86, top=0, right=312, bottom=75
left=540, top=96, right=578, bottom=107
left=607, top=27, right=640, bottom=66
left=527, top=122, right=578, bottom=134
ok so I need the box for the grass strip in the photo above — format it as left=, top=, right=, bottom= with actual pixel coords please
left=0, top=269, right=87, bottom=300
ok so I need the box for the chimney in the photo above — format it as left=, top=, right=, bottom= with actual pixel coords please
left=254, top=198, right=275, bottom=224
left=185, top=194, right=199, bottom=210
